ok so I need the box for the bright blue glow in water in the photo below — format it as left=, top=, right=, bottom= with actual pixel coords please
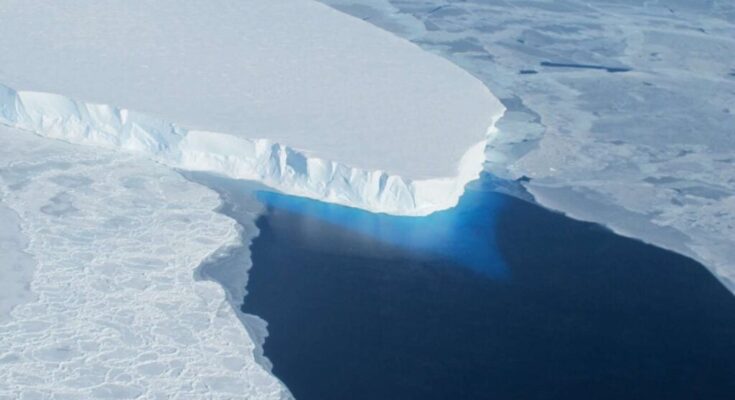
left=255, top=180, right=508, bottom=279
left=183, top=171, right=735, bottom=400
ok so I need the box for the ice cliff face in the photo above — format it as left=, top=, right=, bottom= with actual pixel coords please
left=0, top=84, right=502, bottom=216
left=0, top=0, right=504, bottom=209
left=318, top=0, right=735, bottom=292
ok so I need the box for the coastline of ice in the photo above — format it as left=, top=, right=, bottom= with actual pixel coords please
left=0, top=1, right=508, bottom=397
left=0, top=127, right=291, bottom=399
left=0, top=83, right=499, bottom=216
left=319, top=0, right=735, bottom=291
left=0, top=0, right=504, bottom=216
left=185, top=172, right=280, bottom=375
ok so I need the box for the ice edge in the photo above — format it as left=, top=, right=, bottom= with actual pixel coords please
left=0, top=83, right=504, bottom=216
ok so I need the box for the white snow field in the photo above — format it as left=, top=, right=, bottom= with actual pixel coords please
left=320, top=0, right=735, bottom=291
left=0, top=0, right=503, bottom=216
left=0, top=126, right=290, bottom=399
left=0, top=204, right=35, bottom=323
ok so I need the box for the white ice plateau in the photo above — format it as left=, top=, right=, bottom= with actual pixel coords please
left=0, top=0, right=503, bottom=398
left=320, top=0, right=735, bottom=291
left=0, top=0, right=503, bottom=216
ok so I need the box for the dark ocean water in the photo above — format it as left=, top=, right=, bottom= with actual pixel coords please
left=231, top=175, right=735, bottom=400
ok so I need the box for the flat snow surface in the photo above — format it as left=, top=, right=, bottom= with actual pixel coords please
left=0, top=127, right=289, bottom=399
left=322, top=0, right=735, bottom=291
left=0, top=0, right=501, bottom=181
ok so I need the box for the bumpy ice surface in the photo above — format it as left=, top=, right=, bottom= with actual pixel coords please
left=0, top=127, right=290, bottom=399
left=0, top=204, right=35, bottom=322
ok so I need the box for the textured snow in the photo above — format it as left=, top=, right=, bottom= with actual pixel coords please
left=0, top=0, right=504, bottom=216
left=0, top=127, right=290, bottom=399
left=0, top=203, right=35, bottom=322
left=320, top=0, right=735, bottom=291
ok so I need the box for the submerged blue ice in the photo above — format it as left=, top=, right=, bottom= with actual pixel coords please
left=256, top=174, right=509, bottom=279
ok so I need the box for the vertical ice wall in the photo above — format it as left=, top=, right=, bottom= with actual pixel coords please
left=0, top=0, right=504, bottom=216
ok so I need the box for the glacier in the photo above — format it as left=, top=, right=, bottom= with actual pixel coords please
left=0, top=84, right=499, bottom=216
left=319, top=0, right=735, bottom=292
left=0, top=0, right=506, bottom=398
left=6, top=0, right=731, bottom=397
left=0, top=0, right=504, bottom=216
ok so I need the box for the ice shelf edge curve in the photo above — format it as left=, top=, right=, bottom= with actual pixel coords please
left=0, top=83, right=504, bottom=216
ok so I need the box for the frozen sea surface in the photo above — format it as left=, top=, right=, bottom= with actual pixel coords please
left=0, top=127, right=289, bottom=399
left=319, top=0, right=735, bottom=290
left=0, top=203, right=35, bottom=322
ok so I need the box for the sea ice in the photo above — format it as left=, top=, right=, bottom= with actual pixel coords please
left=0, top=127, right=290, bottom=399
left=0, top=1, right=511, bottom=397
left=320, top=0, right=735, bottom=291
left=0, top=203, right=35, bottom=322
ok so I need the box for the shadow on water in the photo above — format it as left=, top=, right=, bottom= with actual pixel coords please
left=240, top=173, right=735, bottom=400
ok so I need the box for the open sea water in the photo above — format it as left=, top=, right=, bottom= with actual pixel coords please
left=194, top=173, right=735, bottom=400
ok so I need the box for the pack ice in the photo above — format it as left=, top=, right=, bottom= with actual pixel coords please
left=0, top=125, right=293, bottom=399
left=0, top=0, right=503, bottom=216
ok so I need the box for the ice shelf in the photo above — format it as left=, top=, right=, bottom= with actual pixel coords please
left=319, top=0, right=735, bottom=291
left=0, top=0, right=504, bottom=215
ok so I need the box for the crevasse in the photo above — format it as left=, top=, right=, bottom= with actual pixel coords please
left=0, top=83, right=502, bottom=216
